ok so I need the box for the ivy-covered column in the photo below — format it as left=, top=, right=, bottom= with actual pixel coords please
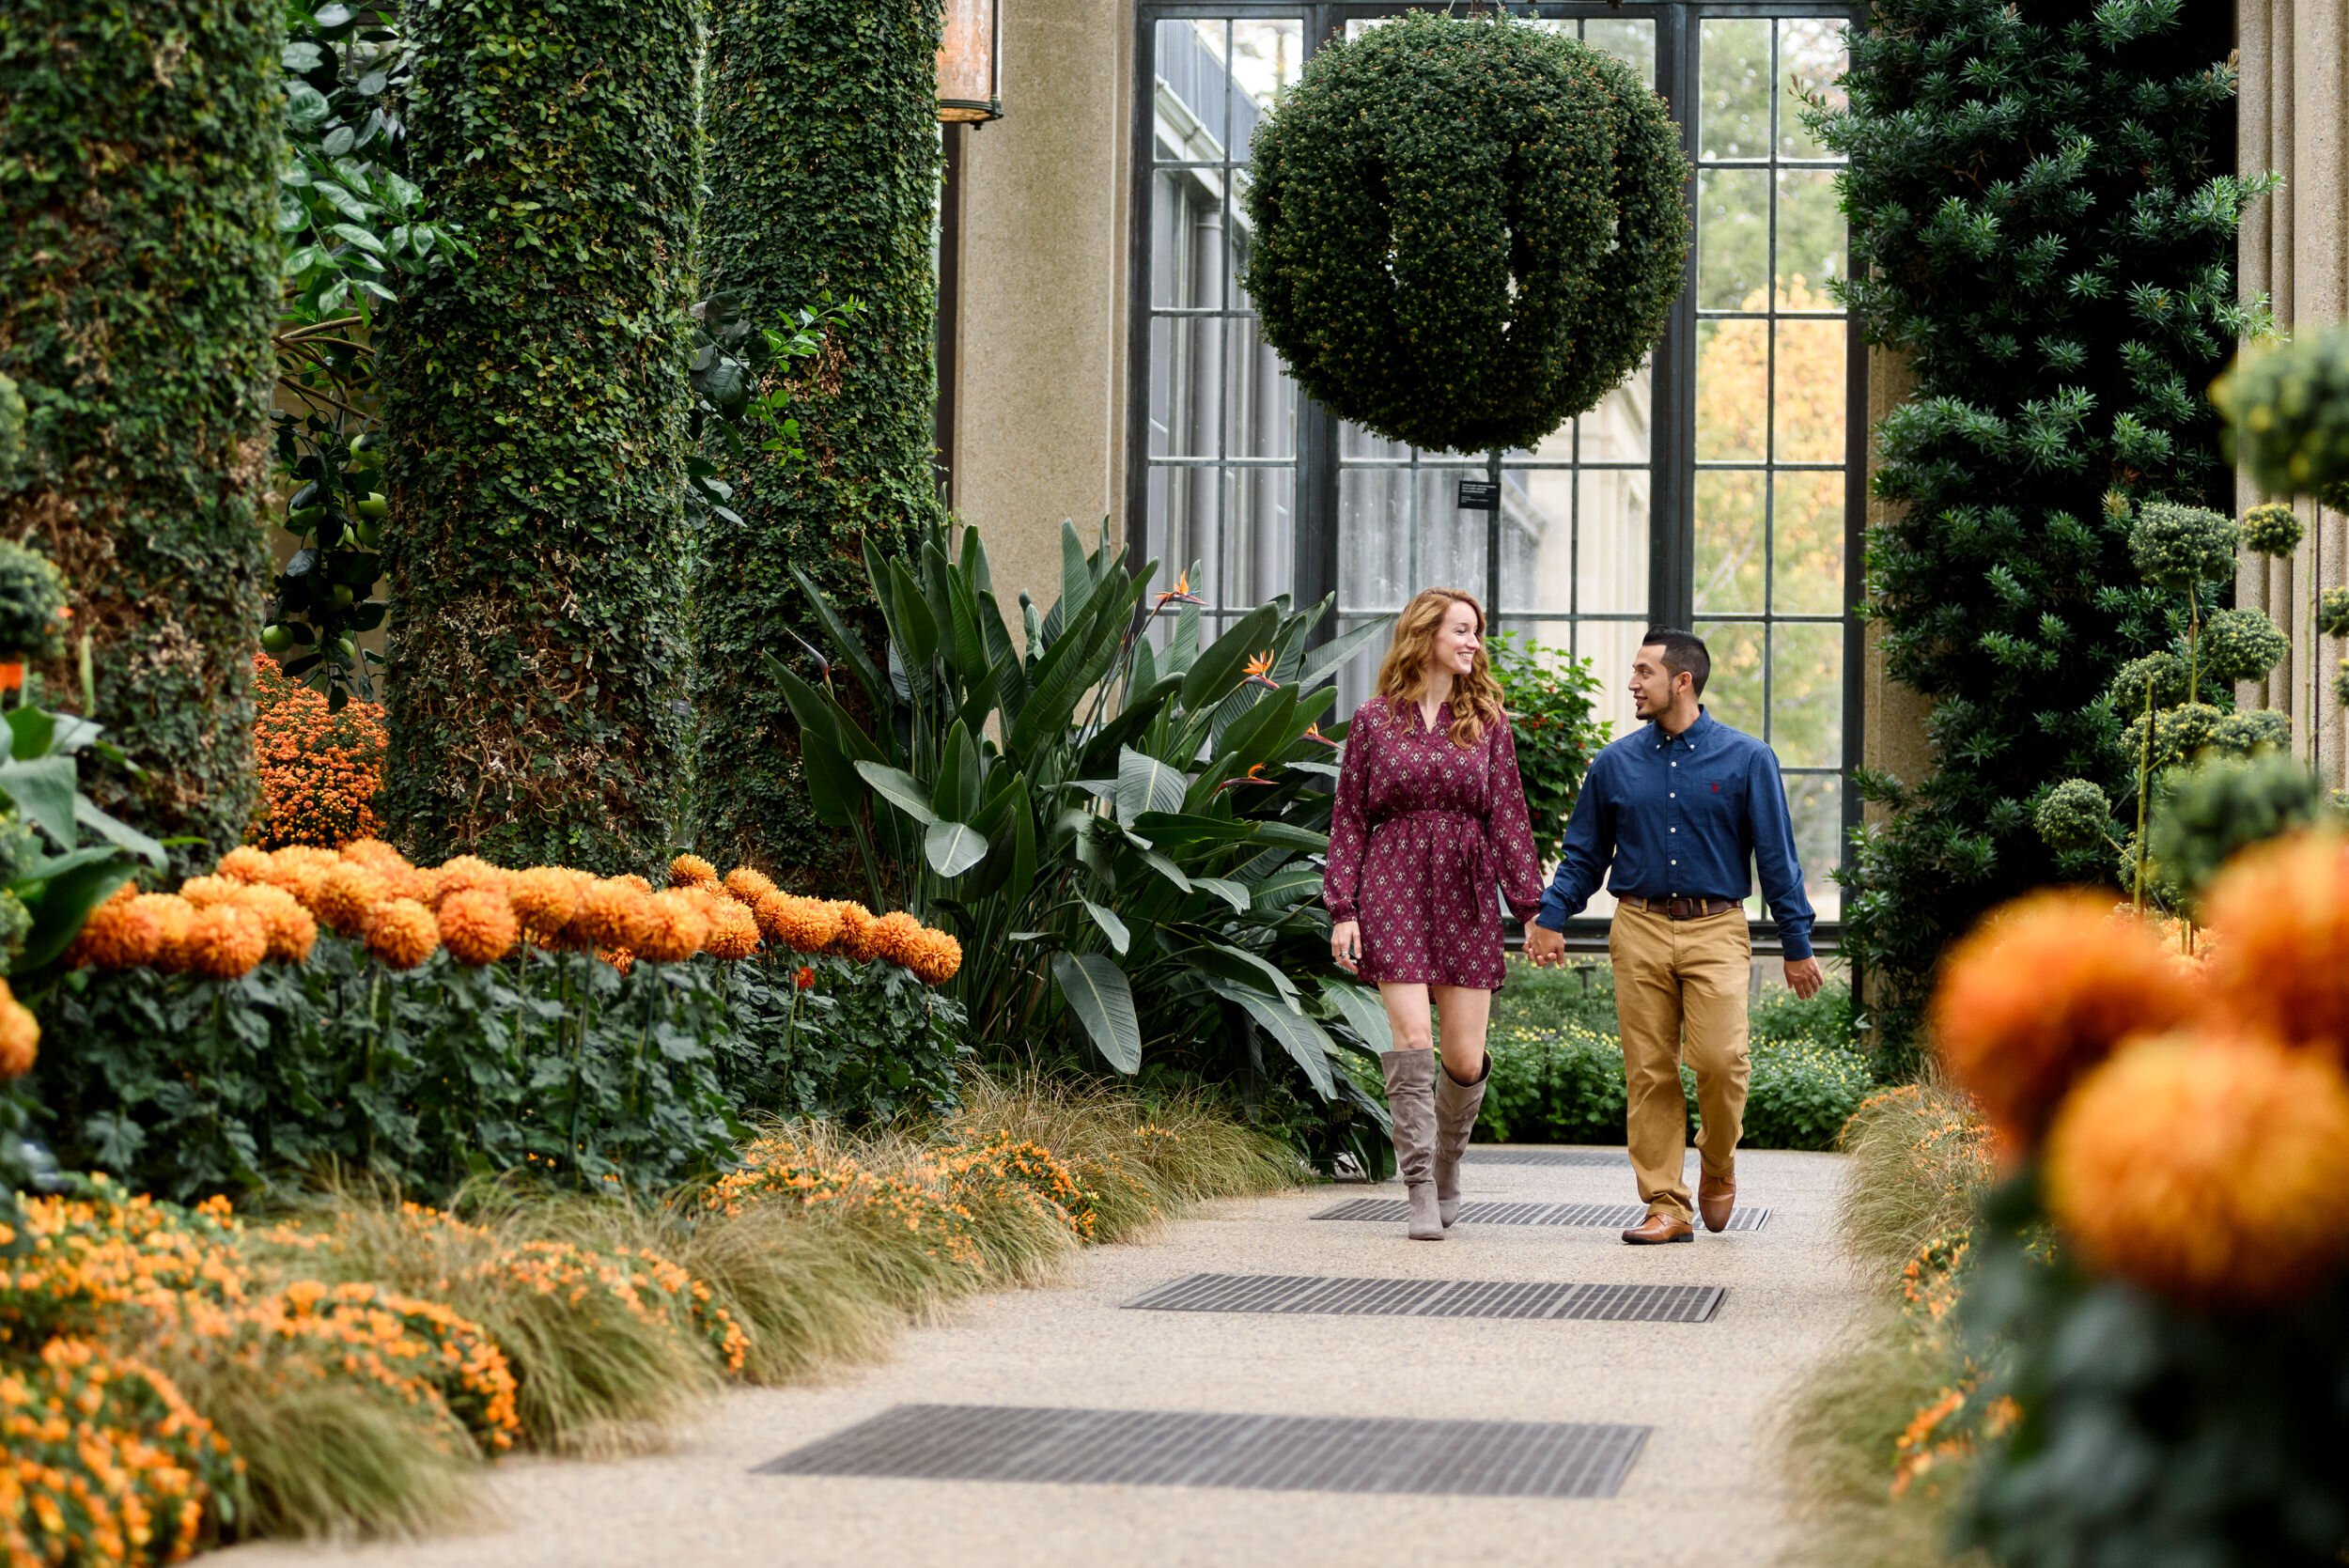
left=695, top=0, right=947, bottom=879
left=0, top=0, right=279, bottom=865
left=378, top=0, right=700, bottom=871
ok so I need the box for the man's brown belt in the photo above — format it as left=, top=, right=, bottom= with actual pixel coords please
left=1621, top=894, right=1738, bottom=921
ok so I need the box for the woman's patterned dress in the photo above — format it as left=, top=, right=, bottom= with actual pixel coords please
left=1322, top=696, right=1545, bottom=989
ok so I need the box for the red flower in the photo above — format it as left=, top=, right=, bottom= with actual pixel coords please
left=795, top=965, right=816, bottom=990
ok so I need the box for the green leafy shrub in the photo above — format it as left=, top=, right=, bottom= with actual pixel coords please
left=1487, top=633, right=1610, bottom=863
left=1817, top=0, right=2267, bottom=1058
left=1242, top=11, right=1688, bottom=454
left=2144, top=750, right=2332, bottom=908
left=693, top=0, right=946, bottom=880
left=0, top=541, right=67, bottom=661
left=379, top=0, right=700, bottom=869
left=1, top=0, right=280, bottom=868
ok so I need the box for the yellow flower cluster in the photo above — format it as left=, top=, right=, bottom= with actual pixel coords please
left=1933, top=832, right=2349, bottom=1309
left=745, top=890, right=963, bottom=985
left=452, top=1241, right=747, bottom=1376
left=1, top=1336, right=235, bottom=1568
left=704, top=1129, right=1101, bottom=1256
left=930, top=1133, right=1102, bottom=1243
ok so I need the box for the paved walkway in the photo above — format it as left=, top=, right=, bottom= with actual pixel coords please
left=224, top=1147, right=1855, bottom=1568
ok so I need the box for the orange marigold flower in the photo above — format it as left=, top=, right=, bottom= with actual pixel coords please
left=430, top=855, right=508, bottom=908
left=248, top=654, right=384, bottom=849
left=313, top=862, right=389, bottom=938
left=669, top=853, right=721, bottom=890
left=364, top=897, right=440, bottom=970
left=867, top=910, right=926, bottom=969
left=703, top=898, right=761, bottom=961
left=724, top=867, right=777, bottom=904
left=0, top=982, right=37, bottom=1077
left=184, top=903, right=271, bottom=980
left=216, top=846, right=273, bottom=884
left=65, top=891, right=162, bottom=970
left=136, top=893, right=197, bottom=973
left=1928, top=891, right=2199, bottom=1157
left=340, top=837, right=408, bottom=869
left=229, top=883, right=318, bottom=964
left=260, top=845, right=337, bottom=905
left=2201, top=831, right=2349, bottom=1060
left=627, top=888, right=709, bottom=964
left=2046, top=1032, right=2349, bottom=1309
left=614, top=873, right=654, bottom=895
left=755, top=892, right=842, bottom=955
left=569, top=877, right=646, bottom=951
left=178, top=874, right=241, bottom=908
left=507, top=865, right=583, bottom=935
left=439, top=889, right=520, bottom=966
left=907, top=927, right=964, bottom=986
left=836, top=900, right=879, bottom=962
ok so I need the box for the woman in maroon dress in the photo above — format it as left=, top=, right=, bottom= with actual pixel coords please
left=1325, top=588, right=1544, bottom=1240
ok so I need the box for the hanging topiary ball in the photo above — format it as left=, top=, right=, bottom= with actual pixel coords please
left=2127, top=502, right=2238, bottom=590
left=2237, top=502, right=2303, bottom=558
left=2197, top=607, right=2289, bottom=685
left=1241, top=13, right=1690, bottom=455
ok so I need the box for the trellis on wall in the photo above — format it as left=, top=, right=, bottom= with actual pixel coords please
left=1124, top=0, right=1866, bottom=948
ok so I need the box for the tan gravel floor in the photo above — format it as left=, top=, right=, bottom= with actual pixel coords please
left=218, top=1144, right=1856, bottom=1568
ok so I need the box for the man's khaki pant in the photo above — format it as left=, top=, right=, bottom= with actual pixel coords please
left=1609, top=902, right=1750, bottom=1223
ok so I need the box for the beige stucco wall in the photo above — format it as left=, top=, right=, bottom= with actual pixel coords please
left=1860, top=347, right=1932, bottom=820
left=2236, top=0, right=2349, bottom=789
left=948, top=0, right=1132, bottom=622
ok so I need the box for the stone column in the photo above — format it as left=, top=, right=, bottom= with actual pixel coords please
left=2236, top=0, right=2349, bottom=789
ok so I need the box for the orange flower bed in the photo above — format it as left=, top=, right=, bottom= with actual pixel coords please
left=247, top=656, right=384, bottom=851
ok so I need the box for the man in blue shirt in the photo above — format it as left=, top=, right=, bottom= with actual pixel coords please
left=1523, top=629, right=1824, bottom=1245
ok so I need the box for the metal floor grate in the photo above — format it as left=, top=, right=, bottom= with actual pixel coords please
left=1124, top=1273, right=1724, bottom=1323
left=1313, top=1197, right=1770, bottom=1232
left=756, top=1404, right=1650, bottom=1498
left=1462, top=1148, right=1631, bottom=1167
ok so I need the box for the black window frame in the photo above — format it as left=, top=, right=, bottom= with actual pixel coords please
left=1124, top=0, right=1868, bottom=955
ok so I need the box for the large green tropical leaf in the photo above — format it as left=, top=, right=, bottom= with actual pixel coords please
left=1213, top=981, right=1336, bottom=1097
left=1053, top=951, right=1141, bottom=1073
left=1079, top=895, right=1130, bottom=955
left=1189, top=877, right=1251, bottom=915
left=855, top=762, right=940, bottom=826
left=1246, top=864, right=1324, bottom=910
left=10, top=851, right=138, bottom=974
left=1181, top=602, right=1281, bottom=712
left=1320, top=980, right=1395, bottom=1053
left=1299, top=613, right=1396, bottom=689
left=925, top=819, right=989, bottom=877
left=0, top=757, right=77, bottom=849
left=1115, top=745, right=1188, bottom=828
left=790, top=565, right=890, bottom=712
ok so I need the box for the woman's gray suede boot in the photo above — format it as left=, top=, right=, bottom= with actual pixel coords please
left=1433, top=1051, right=1491, bottom=1228
left=1380, top=1048, right=1444, bottom=1240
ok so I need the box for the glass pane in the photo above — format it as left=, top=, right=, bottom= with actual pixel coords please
left=1159, top=313, right=1220, bottom=458
left=1772, top=318, right=1845, bottom=461
left=1577, top=618, right=1652, bottom=749
left=1784, top=772, right=1844, bottom=922
left=1577, top=469, right=1651, bottom=613
left=1414, top=467, right=1489, bottom=597
left=1147, top=315, right=1175, bottom=455
left=1225, top=318, right=1294, bottom=460
left=1340, top=467, right=1414, bottom=613
left=1584, top=18, right=1657, bottom=78
left=1699, top=19, right=1771, bottom=162
left=1497, top=468, right=1575, bottom=613
left=1159, top=463, right=1222, bottom=599
left=1695, top=318, right=1766, bottom=460
left=1694, top=471, right=1766, bottom=614
left=1697, top=168, right=1770, bottom=310
left=1771, top=471, right=1845, bottom=615
left=1229, top=21, right=1303, bottom=162
left=1156, top=22, right=1228, bottom=156
left=1340, top=420, right=1409, bottom=462
left=1775, top=170, right=1847, bottom=303
left=1778, top=19, right=1847, bottom=162
left=1332, top=615, right=1384, bottom=723
left=1693, top=620, right=1765, bottom=738
left=1771, top=621, right=1843, bottom=768
left=1505, top=358, right=1653, bottom=463
left=1223, top=465, right=1295, bottom=610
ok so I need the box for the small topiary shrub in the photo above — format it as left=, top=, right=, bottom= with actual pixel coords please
left=1242, top=11, right=1688, bottom=454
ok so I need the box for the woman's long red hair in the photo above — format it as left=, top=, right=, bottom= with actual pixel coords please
left=1373, top=588, right=1506, bottom=748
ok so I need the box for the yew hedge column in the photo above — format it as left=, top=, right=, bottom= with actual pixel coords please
left=695, top=0, right=947, bottom=879
left=380, top=0, right=700, bottom=871
left=0, top=0, right=279, bottom=867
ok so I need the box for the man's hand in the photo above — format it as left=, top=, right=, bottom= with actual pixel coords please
left=1783, top=956, right=1825, bottom=1000
left=1523, top=922, right=1567, bottom=968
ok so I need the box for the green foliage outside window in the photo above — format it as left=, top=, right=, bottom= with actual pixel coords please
left=693, top=0, right=947, bottom=884
left=1486, top=632, right=1610, bottom=864
left=1809, top=0, right=2268, bottom=1058
left=378, top=0, right=701, bottom=872
left=0, top=0, right=282, bottom=870
left=1242, top=11, right=1690, bottom=455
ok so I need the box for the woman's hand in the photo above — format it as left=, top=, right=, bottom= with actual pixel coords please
left=1330, top=920, right=1361, bottom=974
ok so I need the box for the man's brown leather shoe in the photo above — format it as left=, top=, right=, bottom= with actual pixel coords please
left=1699, top=1169, right=1735, bottom=1233
left=1621, top=1212, right=1694, bottom=1245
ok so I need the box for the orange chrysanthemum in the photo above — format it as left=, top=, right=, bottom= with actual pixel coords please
left=260, top=846, right=336, bottom=906
left=702, top=899, right=761, bottom=961
left=364, top=898, right=440, bottom=970
left=339, top=837, right=407, bottom=869
left=614, top=874, right=653, bottom=895
left=2046, top=1032, right=2349, bottom=1309
left=906, top=927, right=964, bottom=986
left=216, top=846, right=273, bottom=884
left=867, top=910, right=926, bottom=968
left=229, top=883, right=318, bottom=965
left=836, top=901, right=879, bottom=963
left=506, top=865, right=583, bottom=936
left=178, top=875, right=241, bottom=909
left=314, top=862, right=390, bottom=938
left=183, top=903, right=271, bottom=980
left=0, top=985, right=37, bottom=1078
left=723, top=867, right=777, bottom=905
left=669, top=854, right=721, bottom=891
left=135, top=894, right=197, bottom=973
left=755, top=892, right=841, bottom=955
left=2201, top=831, right=2349, bottom=1059
left=627, top=889, right=709, bottom=965
left=568, top=878, right=646, bottom=951
left=430, top=855, right=508, bottom=908
left=1929, top=892, right=2200, bottom=1156
left=599, top=947, right=635, bottom=975
left=438, top=889, right=520, bottom=966
left=248, top=654, right=384, bottom=848
left=65, top=892, right=163, bottom=970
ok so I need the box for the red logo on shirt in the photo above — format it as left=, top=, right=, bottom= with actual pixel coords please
left=1711, top=782, right=1719, bottom=792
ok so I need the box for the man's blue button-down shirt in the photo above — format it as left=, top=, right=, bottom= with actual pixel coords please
left=1533, top=708, right=1816, bottom=960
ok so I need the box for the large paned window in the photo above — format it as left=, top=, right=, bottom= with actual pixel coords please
left=1128, top=1, right=1863, bottom=944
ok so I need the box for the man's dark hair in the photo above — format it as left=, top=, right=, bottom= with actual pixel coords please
left=1641, top=627, right=1710, bottom=698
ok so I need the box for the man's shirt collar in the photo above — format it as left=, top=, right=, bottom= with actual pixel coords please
left=1645, top=706, right=1715, bottom=752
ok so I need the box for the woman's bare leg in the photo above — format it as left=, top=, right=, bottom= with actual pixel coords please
left=1377, top=982, right=1434, bottom=1052
left=1431, top=985, right=1491, bottom=1082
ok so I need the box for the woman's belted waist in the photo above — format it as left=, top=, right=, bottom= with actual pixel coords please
left=1372, top=808, right=1480, bottom=830
left=1367, top=809, right=1493, bottom=919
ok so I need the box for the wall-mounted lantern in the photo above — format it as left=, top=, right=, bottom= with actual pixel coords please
left=937, top=0, right=1002, bottom=123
